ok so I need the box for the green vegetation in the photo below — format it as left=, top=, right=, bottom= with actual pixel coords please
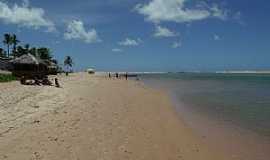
left=0, top=33, right=72, bottom=76
left=64, top=56, right=73, bottom=75
left=3, top=34, right=12, bottom=57
left=0, top=33, right=54, bottom=61
left=0, top=74, right=16, bottom=82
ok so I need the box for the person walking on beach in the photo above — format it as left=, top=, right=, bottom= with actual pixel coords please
left=116, top=72, right=119, bottom=79
left=125, top=72, right=128, bottom=80
left=109, top=72, right=111, bottom=79
left=20, top=76, right=26, bottom=85
left=55, top=78, right=60, bottom=88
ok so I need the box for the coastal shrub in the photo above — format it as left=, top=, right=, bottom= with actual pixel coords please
left=0, top=74, right=16, bottom=82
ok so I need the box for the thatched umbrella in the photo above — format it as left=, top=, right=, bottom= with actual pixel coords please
left=43, top=59, right=58, bottom=75
left=10, top=54, right=47, bottom=78
left=0, top=57, right=12, bottom=71
left=10, top=54, right=41, bottom=65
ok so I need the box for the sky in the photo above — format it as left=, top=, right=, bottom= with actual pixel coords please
left=0, top=0, right=269, bottom=72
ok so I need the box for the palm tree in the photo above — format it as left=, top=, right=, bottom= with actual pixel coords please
left=24, top=44, right=30, bottom=53
left=14, top=44, right=31, bottom=57
left=11, top=34, right=20, bottom=56
left=3, top=34, right=12, bottom=57
left=29, top=47, right=37, bottom=57
left=37, top=47, right=52, bottom=60
left=15, top=45, right=26, bottom=57
left=64, top=56, right=73, bottom=75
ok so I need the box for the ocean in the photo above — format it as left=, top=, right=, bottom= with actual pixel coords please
left=139, top=73, right=270, bottom=160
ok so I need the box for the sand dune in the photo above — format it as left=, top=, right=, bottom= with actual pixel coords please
left=0, top=73, right=226, bottom=160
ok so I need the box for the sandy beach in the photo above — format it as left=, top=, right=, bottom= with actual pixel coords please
left=0, top=73, right=226, bottom=160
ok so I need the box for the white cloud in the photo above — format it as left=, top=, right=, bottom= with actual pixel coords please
left=0, top=1, right=55, bottom=31
left=135, top=0, right=228, bottom=23
left=210, top=4, right=228, bottom=20
left=112, top=48, right=123, bottom=52
left=213, top=34, right=221, bottom=41
left=64, top=20, right=101, bottom=43
left=154, top=25, right=177, bottom=38
left=118, top=38, right=142, bottom=46
left=172, top=40, right=182, bottom=48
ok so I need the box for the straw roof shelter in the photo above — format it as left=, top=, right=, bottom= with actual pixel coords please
left=10, top=54, right=49, bottom=78
left=0, top=57, right=12, bottom=71
left=43, top=59, right=58, bottom=75
left=10, top=54, right=44, bottom=65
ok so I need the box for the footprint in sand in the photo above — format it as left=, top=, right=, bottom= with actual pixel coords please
left=32, top=105, right=40, bottom=109
left=33, top=120, right=40, bottom=124
left=48, top=136, right=58, bottom=142
left=32, top=151, right=42, bottom=160
left=118, top=145, right=132, bottom=154
left=177, top=155, right=184, bottom=160
left=71, top=118, right=81, bottom=127
left=1, top=155, right=8, bottom=159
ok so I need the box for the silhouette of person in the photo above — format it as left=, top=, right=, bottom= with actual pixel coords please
left=20, top=76, right=26, bottom=85
left=55, top=78, right=60, bottom=88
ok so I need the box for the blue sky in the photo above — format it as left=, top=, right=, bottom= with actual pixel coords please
left=0, top=0, right=269, bottom=72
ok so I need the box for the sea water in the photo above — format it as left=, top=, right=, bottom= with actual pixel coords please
left=140, top=73, right=270, bottom=160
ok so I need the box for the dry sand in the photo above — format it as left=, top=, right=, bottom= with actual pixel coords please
left=0, top=73, right=227, bottom=160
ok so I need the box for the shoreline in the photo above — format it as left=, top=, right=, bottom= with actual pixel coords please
left=140, top=77, right=270, bottom=160
left=0, top=73, right=227, bottom=160
left=171, top=95, right=270, bottom=160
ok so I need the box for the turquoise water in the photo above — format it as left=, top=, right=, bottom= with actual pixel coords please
left=140, top=73, right=270, bottom=138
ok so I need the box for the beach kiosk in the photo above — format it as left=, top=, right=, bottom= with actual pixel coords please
left=43, top=59, right=58, bottom=75
left=10, top=54, right=50, bottom=79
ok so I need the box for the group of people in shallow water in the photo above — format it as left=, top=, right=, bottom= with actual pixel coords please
left=108, top=72, right=128, bottom=80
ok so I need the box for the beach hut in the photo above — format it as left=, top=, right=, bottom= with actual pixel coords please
left=0, top=57, right=12, bottom=71
left=43, top=60, right=58, bottom=75
left=9, top=54, right=48, bottom=78
left=87, top=68, right=95, bottom=74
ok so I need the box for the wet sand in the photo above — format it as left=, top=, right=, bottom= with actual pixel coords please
left=0, top=73, right=226, bottom=160
left=171, top=98, right=270, bottom=160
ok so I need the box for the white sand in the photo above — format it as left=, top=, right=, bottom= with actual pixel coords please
left=0, top=73, right=226, bottom=160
